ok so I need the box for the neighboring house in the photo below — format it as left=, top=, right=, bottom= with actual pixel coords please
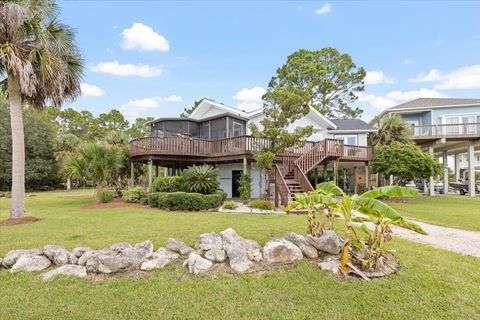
left=129, top=99, right=375, bottom=205
left=379, top=97, right=480, bottom=196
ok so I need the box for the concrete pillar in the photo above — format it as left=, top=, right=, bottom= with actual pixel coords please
left=365, top=162, right=370, bottom=191
left=243, top=157, right=248, bottom=175
left=442, top=151, right=448, bottom=195
left=429, top=146, right=435, bottom=196
left=468, top=142, right=476, bottom=197
left=130, top=161, right=134, bottom=188
left=389, top=175, right=394, bottom=185
left=454, top=154, right=460, bottom=181
left=148, top=159, right=153, bottom=192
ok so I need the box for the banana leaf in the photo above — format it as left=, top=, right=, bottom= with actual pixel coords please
left=361, top=186, right=419, bottom=199
left=316, top=181, right=344, bottom=196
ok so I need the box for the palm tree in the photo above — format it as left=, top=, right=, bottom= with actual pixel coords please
left=369, top=114, right=412, bottom=146
left=0, top=1, right=84, bottom=219
left=55, top=133, right=81, bottom=190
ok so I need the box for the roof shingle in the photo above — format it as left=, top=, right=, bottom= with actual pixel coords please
left=329, top=118, right=375, bottom=131
left=387, top=98, right=480, bottom=111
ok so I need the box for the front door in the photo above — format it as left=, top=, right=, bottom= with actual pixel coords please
left=232, top=170, right=243, bottom=198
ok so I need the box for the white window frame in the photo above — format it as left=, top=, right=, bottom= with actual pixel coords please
left=334, top=134, right=358, bottom=146
left=232, top=120, right=244, bottom=137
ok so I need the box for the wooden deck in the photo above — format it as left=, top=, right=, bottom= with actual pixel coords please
left=411, top=123, right=480, bottom=142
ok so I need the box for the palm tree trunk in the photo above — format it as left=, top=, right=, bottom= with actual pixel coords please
left=66, top=178, right=71, bottom=191
left=8, top=73, right=25, bottom=219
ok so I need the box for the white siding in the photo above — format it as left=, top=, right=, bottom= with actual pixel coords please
left=216, top=163, right=264, bottom=199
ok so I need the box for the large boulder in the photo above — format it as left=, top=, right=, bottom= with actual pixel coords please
left=220, top=228, right=253, bottom=273
left=306, top=231, right=341, bottom=255
left=42, top=265, right=87, bottom=280
left=134, top=240, right=154, bottom=258
left=165, top=238, right=194, bottom=255
left=263, top=239, right=303, bottom=264
left=85, top=248, right=148, bottom=274
left=195, top=232, right=226, bottom=262
left=140, top=248, right=179, bottom=271
left=183, top=253, right=213, bottom=275
left=2, top=249, right=42, bottom=268
left=284, top=232, right=318, bottom=259
left=42, top=245, right=70, bottom=266
left=71, top=247, right=94, bottom=258
left=11, top=255, right=51, bottom=272
left=77, top=250, right=96, bottom=266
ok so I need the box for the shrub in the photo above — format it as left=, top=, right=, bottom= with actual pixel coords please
left=223, top=201, right=238, bottom=209
left=203, top=192, right=226, bottom=209
left=147, top=191, right=226, bottom=211
left=97, top=188, right=113, bottom=203
left=181, top=164, right=219, bottom=194
left=122, top=186, right=146, bottom=203
left=152, top=176, right=182, bottom=192
left=238, top=173, right=252, bottom=202
left=249, top=199, right=275, bottom=210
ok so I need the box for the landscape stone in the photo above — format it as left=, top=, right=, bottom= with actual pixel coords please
left=42, top=265, right=87, bottom=280
left=220, top=228, right=253, bottom=273
left=69, top=253, right=79, bottom=265
left=204, top=248, right=227, bottom=262
left=72, top=247, right=94, bottom=258
left=109, top=242, right=132, bottom=251
left=306, top=231, right=341, bottom=255
left=284, top=232, right=318, bottom=259
left=43, top=245, right=71, bottom=265
left=11, top=255, right=51, bottom=272
left=85, top=247, right=148, bottom=274
left=77, top=250, right=96, bottom=266
left=2, top=249, right=43, bottom=268
left=140, top=248, right=180, bottom=270
left=182, top=252, right=213, bottom=275
left=318, top=260, right=340, bottom=275
left=165, top=238, right=194, bottom=255
left=263, top=238, right=303, bottom=264
left=134, top=240, right=154, bottom=258
left=195, top=232, right=223, bottom=251
left=245, top=239, right=263, bottom=262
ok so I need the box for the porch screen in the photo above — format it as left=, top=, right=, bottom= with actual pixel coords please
left=164, top=120, right=189, bottom=137
left=210, top=117, right=227, bottom=139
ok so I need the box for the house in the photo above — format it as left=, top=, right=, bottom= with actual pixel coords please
left=379, top=97, right=480, bottom=196
left=129, top=99, right=375, bottom=206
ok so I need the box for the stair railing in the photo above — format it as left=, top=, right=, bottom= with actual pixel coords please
left=272, top=164, right=291, bottom=206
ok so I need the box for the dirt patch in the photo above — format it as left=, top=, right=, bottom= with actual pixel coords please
left=81, top=198, right=150, bottom=210
left=0, top=216, right=41, bottom=227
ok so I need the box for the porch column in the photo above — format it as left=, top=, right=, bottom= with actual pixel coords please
left=468, top=142, right=476, bottom=197
left=454, top=154, right=460, bottom=181
left=243, top=157, right=248, bottom=175
left=323, top=163, right=328, bottom=180
left=428, top=146, right=435, bottom=196
left=155, top=165, right=159, bottom=177
left=365, top=162, right=370, bottom=191
left=353, top=166, right=358, bottom=194
left=314, top=168, right=318, bottom=188
left=442, top=151, right=449, bottom=195
left=148, top=158, right=153, bottom=192
left=130, top=161, right=134, bottom=188
left=342, top=168, right=347, bottom=191
left=333, top=160, right=339, bottom=184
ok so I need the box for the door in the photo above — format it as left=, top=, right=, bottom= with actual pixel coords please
left=232, top=170, right=243, bottom=198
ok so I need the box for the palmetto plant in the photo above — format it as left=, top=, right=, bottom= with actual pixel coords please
left=286, top=182, right=426, bottom=273
left=1, top=1, right=84, bottom=218
left=181, top=164, right=220, bottom=194
left=369, top=114, right=412, bottom=146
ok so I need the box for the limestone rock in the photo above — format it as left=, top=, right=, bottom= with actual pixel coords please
left=140, top=248, right=180, bottom=270
left=263, top=238, right=303, bottom=264
left=11, top=255, right=51, bottom=272
left=306, top=231, right=341, bottom=255
left=43, top=245, right=71, bottom=266
left=134, top=240, right=154, bottom=258
left=284, top=232, right=318, bottom=259
left=42, top=265, right=87, bottom=280
left=71, top=247, right=94, bottom=258
left=109, top=242, right=132, bottom=251
left=318, top=260, right=340, bottom=275
left=220, top=228, right=253, bottom=273
left=245, top=239, right=263, bottom=262
left=204, top=248, right=227, bottom=262
left=85, top=247, right=148, bottom=274
left=182, top=253, right=213, bottom=275
left=195, top=232, right=223, bottom=251
left=77, top=250, right=96, bottom=266
left=165, top=238, right=194, bottom=255
left=69, top=253, right=78, bottom=265
left=2, top=249, right=43, bottom=268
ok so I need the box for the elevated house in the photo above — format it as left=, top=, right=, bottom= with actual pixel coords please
left=379, top=98, right=480, bottom=196
left=129, top=99, right=375, bottom=206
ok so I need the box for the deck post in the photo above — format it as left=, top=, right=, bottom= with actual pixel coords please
left=468, top=142, right=476, bottom=197
left=428, top=146, right=435, bottom=196
left=442, top=151, right=448, bottom=195
left=148, top=158, right=153, bottom=192
left=314, top=168, right=318, bottom=188
left=353, top=166, right=358, bottom=194
left=155, top=164, right=159, bottom=177
left=333, top=160, right=339, bottom=184
left=243, top=157, right=248, bottom=175
left=130, top=161, right=134, bottom=188
left=454, top=154, right=460, bottom=181
left=323, top=163, right=328, bottom=180
left=365, top=162, right=370, bottom=191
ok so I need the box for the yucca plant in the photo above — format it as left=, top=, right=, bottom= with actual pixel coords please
left=180, top=164, right=219, bottom=194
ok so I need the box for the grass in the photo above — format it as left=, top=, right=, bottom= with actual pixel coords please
left=1, top=190, right=480, bottom=319
left=387, top=195, right=480, bottom=231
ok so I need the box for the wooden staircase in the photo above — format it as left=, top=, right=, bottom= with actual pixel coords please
left=272, top=139, right=343, bottom=207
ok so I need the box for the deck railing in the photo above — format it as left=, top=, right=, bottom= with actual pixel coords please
left=130, top=135, right=372, bottom=161
left=411, top=123, right=480, bottom=139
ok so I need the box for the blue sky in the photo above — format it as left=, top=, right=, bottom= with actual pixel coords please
left=59, top=1, right=480, bottom=122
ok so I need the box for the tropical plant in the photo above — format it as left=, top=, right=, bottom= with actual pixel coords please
left=55, top=133, right=80, bottom=190
left=122, top=186, right=146, bottom=203
left=1, top=0, right=84, bottom=218
left=180, top=164, right=219, bottom=194
left=369, top=114, right=412, bottom=146
left=286, top=182, right=426, bottom=273
left=152, top=176, right=183, bottom=193
left=62, top=142, right=123, bottom=191
left=248, top=199, right=275, bottom=210
left=238, top=173, right=252, bottom=202
left=222, top=201, right=238, bottom=210
left=96, top=188, right=113, bottom=203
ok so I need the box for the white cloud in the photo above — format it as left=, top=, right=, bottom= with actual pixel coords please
left=404, top=58, right=413, bottom=64
left=357, top=88, right=447, bottom=111
left=236, top=102, right=263, bottom=112
left=80, top=83, right=105, bottom=97
left=364, top=71, right=395, bottom=85
left=91, top=61, right=162, bottom=77
left=119, top=95, right=183, bottom=121
left=409, top=65, right=480, bottom=90
left=121, top=23, right=169, bottom=52
left=233, top=86, right=266, bottom=111
left=315, top=3, right=332, bottom=15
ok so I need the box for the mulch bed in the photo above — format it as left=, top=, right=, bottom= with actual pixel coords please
left=0, top=216, right=41, bottom=227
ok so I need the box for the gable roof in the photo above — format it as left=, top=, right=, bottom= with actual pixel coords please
left=329, top=119, right=376, bottom=132
left=384, top=98, right=480, bottom=113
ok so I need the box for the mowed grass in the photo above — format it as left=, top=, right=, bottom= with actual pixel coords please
left=1, top=190, right=480, bottom=319
left=387, top=195, right=480, bottom=231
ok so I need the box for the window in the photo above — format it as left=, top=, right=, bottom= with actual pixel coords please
left=335, top=135, right=358, bottom=146
left=231, top=120, right=244, bottom=137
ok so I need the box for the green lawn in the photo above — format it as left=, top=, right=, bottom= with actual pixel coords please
left=1, top=190, right=480, bottom=319
left=387, top=195, right=480, bottom=231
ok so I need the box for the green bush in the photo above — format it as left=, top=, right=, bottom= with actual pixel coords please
left=181, top=164, right=219, bottom=194
left=152, top=176, right=183, bottom=192
left=97, top=189, right=113, bottom=203
left=147, top=191, right=226, bottom=211
left=223, top=201, right=238, bottom=209
left=239, top=173, right=252, bottom=202
left=249, top=199, right=275, bottom=210
left=122, top=186, right=146, bottom=203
